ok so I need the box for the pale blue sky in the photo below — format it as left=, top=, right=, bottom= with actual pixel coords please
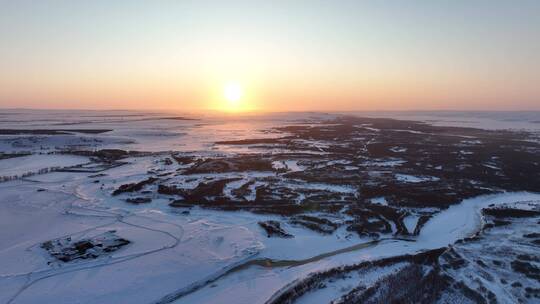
left=1, top=0, right=539, bottom=111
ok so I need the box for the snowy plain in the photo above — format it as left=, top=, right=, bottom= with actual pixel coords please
left=0, top=109, right=539, bottom=304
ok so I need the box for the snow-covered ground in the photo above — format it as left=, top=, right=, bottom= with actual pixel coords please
left=347, top=110, right=540, bottom=132
left=0, top=154, right=89, bottom=178
left=1, top=110, right=539, bottom=304
left=0, top=177, right=262, bottom=304
left=170, top=192, right=540, bottom=304
left=2, top=166, right=536, bottom=304
left=0, top=109, right=336, bottom=153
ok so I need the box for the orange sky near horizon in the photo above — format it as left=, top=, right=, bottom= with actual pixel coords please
left=1, top=1, right=539, bottom=112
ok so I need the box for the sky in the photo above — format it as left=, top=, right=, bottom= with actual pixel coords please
left=1, top=0, right=539, bottom=112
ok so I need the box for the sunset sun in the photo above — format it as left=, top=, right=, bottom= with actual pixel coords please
left=223, top=82, right=244, bottom=111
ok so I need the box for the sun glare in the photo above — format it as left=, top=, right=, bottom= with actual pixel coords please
left=223, top=82, right=244, bottom=111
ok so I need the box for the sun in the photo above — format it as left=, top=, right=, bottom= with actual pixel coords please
left=215, top=81, right=255, bottom=112
left=223, top=82, right=244, bottom=109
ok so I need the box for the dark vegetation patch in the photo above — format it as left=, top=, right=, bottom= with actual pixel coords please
left=162, top=178, right=348, bottom=216
left=182, top=156, right=274, bottom=174
left=41, top=231, right=130, bottom=263
left=207, top=116, right=539, bottom=215
left=440, top=248, right=469, bottom=270
left=517, top=254, right=540, bottom=263
left=344, top=204, right=408, bottom=237
left=171, top=154, right=198, bottom=165
left=339, top=264, right=451, bottom=304
left=265, top=248, right=447, bottom=304
left=511, top=260, right=540, bottom=282
left=525, top=287, right=540, bottom=299
left=438, top=206, right=540, bottom=303
left=483, top=207, right=540, bottom=218
left=162, top=178, right=241, bottom=205
left=289, top=215, right=339, bottom=234
left=162, top=157, right=173, bottom=166
left=125, top=197, right=152, bottom=204
left=112, top=177, right=158, bottom=195
left=413, top=215, right=432, bottom=235
left=69, top=149, right=133, bottom=162
left=258, top=221, right=294, bottom=238
left=121, top=116, right=540, bottom=237
left=265, top=201, right=540, bottom=304
left=493, top=219, right=512, bottom=226
left=0, top=152, right=31, bottom=160
left=55, top=149, right=142, bottom=173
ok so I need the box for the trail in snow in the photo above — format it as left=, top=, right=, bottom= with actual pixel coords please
left=5, top=183, right=184, bottom=304
left=153, top=237, right=418, bottom=304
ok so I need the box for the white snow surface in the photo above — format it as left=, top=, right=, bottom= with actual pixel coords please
left=0, top=154, right=89, bottom=178
left=172, top=192, right=540, bottom=304
left=370, top=196, right=388, bottom=206
left=1, top=110, right=539, bottom=304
